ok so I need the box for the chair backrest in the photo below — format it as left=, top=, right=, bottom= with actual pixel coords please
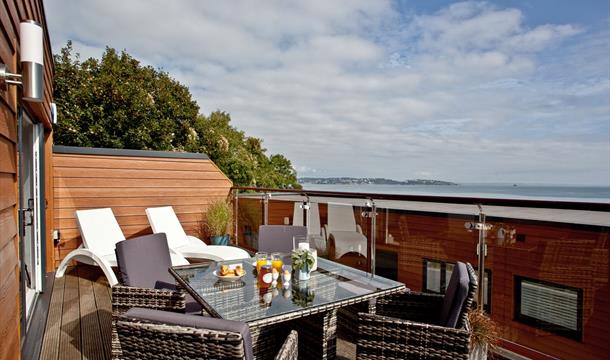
left=75, top=208, right=125, bottom=256
left=292, top=202, right=321, bottom=235
left=258, top=225, right=308, bottom=253
left=115, top=233, right=174, bottom=289
left=327, top=203, right=358, bottom=233
left=439, top=262, right=477, bottom=328
left=145, top=206, right=189, bottom=249
left=458, top=263, right=478, bottom=329
left=117, top=307, right=253, bottom=360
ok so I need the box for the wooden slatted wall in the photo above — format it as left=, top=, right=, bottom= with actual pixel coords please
left=0, top=0, right=54, bottom=359
left=52, top=147, right=233, bottom=268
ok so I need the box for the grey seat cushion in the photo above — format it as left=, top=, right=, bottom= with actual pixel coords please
left=439, top=261, right=470, bottom=328
left=115, top=233, right=175, bottom=289
left=258, top=225, right=307, bottom=253
left=122, top=307, right=253, bottom=360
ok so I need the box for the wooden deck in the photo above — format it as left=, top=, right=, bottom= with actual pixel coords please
left=37, top=265, right=356, bottom=359
left=40, top=266, right=113, bottom=360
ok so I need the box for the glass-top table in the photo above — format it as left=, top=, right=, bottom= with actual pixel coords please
left=170, top=257, right=406, bottom=359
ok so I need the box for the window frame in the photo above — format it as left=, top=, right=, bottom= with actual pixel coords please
left=514, top=275, right=583, bottom=341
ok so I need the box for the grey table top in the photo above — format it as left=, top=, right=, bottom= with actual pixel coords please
left=170, top=257, right=406, bottom=325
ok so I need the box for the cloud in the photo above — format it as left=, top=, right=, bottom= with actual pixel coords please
left=45, top=1, right=610, bottom=185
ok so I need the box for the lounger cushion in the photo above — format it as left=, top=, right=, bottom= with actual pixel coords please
left=146, top=206, right=190, bottom=248
left=76, top=208, right=125, bottom=256
left=329, top=231, right=367, bottom=259
left=176, top=237, right=250, bottom=260
left=440, top=262, right=470, bottom=328
left=115, top=233, right=175, bottom=289
left=258, top=225, right=308, bottom=253
left=327, top=204, right=358, bottom=232
left=122, top=307, right=254, bottom=360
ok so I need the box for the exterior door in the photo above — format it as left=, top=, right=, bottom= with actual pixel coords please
left=19, top=109, right=43, bottom=323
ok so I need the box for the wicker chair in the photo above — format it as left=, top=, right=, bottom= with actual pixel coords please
left=116, top=307, right=298, bottom=360
left=111, top=233, right=187, bottom=358
left=357, top=262, right=478, bottom=359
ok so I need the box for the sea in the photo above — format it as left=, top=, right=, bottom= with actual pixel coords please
left=300, top=183, right=610, bottom=203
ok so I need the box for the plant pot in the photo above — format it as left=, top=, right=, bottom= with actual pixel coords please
left=210, top=234, right=230, bottom=246
left=297, top=268, right=311, bottom=281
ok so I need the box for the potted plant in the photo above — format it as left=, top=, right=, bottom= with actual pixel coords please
left=468, top=308, right=499, bottom=360
left=291, top=249, right=315, bottom=281
left=205, top=199, right=232, bottom=245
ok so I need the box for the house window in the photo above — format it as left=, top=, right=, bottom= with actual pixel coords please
left=514, top=276, right=582, bottom=341
left=423, top=259, right=491, bottom=313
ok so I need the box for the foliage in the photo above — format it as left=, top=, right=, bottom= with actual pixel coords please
left=53, top=42, right=302, bottom=189
left=468, top=309, right=499, bottom=354
left=53, top=41, right=199, bottom=150
left=291, top=249, right=315, bottom=271
left=205, top=200, right=232, bottom=236
left=185, top=111, right=301, bottom=189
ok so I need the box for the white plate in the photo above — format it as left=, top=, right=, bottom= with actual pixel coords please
left=213, top=270, right=245, bottom=282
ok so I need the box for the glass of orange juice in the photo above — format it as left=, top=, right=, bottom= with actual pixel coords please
left=255, top=252, right=268, bottom=273
left=271, top=252, right=283, bottom=272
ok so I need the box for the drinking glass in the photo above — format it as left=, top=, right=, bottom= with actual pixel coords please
left=271, top=252, right=283, bottom=272
left=255, top=252, right=268, bottom=272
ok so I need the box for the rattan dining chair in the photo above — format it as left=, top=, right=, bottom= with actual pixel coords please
left=357, top=262, right=478, bottom=359
left=115, top=307, right=298, bottom=360
left=111, top=233, right=189, bottom=358
left=112, top=233, right=187, bottom=316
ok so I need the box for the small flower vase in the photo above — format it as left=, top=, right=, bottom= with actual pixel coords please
left=297, top=266, right=310, bottom=281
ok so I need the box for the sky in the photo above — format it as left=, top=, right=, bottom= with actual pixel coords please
left=45, top=1, right=610, bottom=186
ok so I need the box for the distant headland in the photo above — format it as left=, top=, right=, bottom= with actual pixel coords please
left=298, top=177, right=457, bottom=185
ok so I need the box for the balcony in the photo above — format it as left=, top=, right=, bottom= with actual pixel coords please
left=29, top=147, right=609, bottom=360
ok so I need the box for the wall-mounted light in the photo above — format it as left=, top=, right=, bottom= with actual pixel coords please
left=0, top=20, right=44, bottom=103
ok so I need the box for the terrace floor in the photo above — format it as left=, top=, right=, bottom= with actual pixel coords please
left=37, top=265, right=356, bottom=359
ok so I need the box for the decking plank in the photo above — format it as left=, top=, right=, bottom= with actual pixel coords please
left=92, top=268, right=113, bottom=359
left=78, top=267, right=105, bottom=360
left=40, top=274, right=65, bottom=360
left=58, top=268, right=82, bottom=359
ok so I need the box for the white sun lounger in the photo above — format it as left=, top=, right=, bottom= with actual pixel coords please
left=292, top=202, right=322, bottom=236
left=145, top=206, right=250, bottom=261
left=293, top=202, right=329, bottom=254
left=325, top=203, right=368, bottom=259
left=55, top=208, right=189, bottom=286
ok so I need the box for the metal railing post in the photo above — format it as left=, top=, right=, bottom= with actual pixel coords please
left=362, top=199, right=377, bottom=275
left=477, top=208, right=487, bottom=309
left=233, top=190, right=239, bottom=246
left=370, top=200, right=377, bottom=276
left=464, top=204, right=491, bottom=310
left=263, top=192, right=270, bottom=225
left=302, top=196, right=310, bottom=229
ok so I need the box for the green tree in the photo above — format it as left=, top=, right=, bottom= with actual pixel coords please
left=53, top=42, right=301, bottom=189
left=187, top=111, right=301, bottom=189
left=53, top=41, right=199, bottom=150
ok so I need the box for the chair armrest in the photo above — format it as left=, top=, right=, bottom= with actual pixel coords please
left=112, top=285, right=186, bottom=316
left=274, top=330, right=298, bottom=360
left=322, top=225, right=329, bottom=240
left=357, top=313, right=470, bottom=359
left=376, top=291, right=444, bottom=324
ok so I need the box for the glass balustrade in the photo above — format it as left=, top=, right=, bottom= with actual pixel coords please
left=231, top=187, right=609, bottom=359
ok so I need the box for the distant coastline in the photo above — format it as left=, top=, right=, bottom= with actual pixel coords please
left=298, top=177, right=457, bottom=186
